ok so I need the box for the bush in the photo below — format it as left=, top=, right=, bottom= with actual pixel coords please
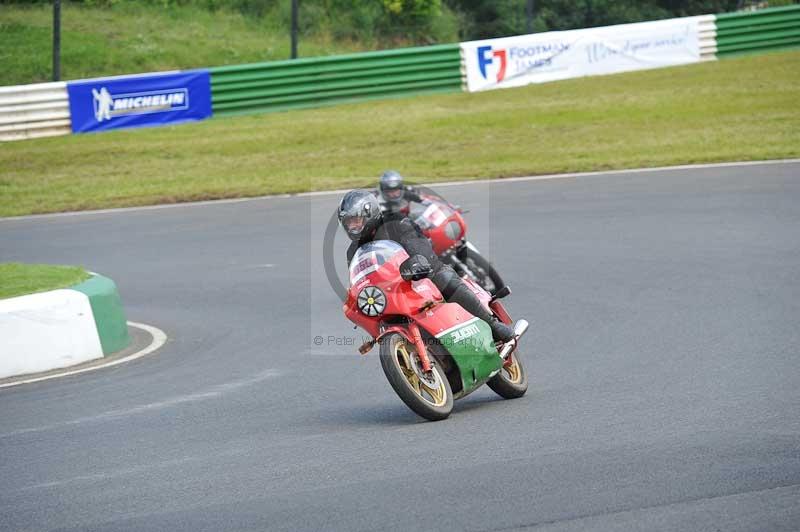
left=4, top=0, right=793, bottom=46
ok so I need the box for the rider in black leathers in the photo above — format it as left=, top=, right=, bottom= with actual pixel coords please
left=377, top=170, right=421, bottom=214
left=339, top=189, right=515, bottom=342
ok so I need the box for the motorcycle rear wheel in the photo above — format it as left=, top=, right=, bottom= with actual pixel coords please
left=379, top=333, right=453, bottom=421
left=487, top=350, right=528, bottom=399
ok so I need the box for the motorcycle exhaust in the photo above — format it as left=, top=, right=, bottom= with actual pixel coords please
left=499, top=319, right=529, bottom=360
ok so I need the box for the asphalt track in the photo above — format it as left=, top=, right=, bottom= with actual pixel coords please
left=1, top=161, right=799, bottom=532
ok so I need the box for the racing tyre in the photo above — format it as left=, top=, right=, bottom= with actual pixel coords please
left=487, top=350, right=528, bottom=399
left=380, top=333, right=453, bottom=421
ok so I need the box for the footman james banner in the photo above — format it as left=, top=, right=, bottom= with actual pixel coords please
left=461, top=17, right=703, bottom=92
left=67, top=70, right=212, bottom=133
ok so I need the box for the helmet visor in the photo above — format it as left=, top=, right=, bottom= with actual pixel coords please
left=384, top=189, right=403, bottom=201
left=343, top=215, right=366, bottom=235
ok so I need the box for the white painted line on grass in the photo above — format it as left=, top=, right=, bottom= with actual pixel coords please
left=2, top=159, right=799, bottom=222
left=0, top=321, right=167, bottom=389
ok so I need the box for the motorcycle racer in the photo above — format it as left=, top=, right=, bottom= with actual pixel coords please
left=377, top=170, right=422, bottom=214
left=339, top=189, right=516, bottom=343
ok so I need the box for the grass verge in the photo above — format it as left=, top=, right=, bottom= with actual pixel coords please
left=0, top=50, right=798, bottom=217
left=0, top=263, right=90, bottom=300
left=0, top=2, right=371, bottom=86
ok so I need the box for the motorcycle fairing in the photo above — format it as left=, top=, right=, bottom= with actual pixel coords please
left=414, top=303, right=503, bottom=394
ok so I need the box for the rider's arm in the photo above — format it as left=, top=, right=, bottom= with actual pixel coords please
left=406, top=217, right=426, bottom=238
left=384, top=213, right=425, bottom=240
left=404, top=186, right=422, bottom=203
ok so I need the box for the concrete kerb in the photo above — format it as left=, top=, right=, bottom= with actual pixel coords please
left=0, top=273, right=132, bottom=380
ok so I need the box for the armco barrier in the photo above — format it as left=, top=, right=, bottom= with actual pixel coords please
left=716, top=4, right=800, bottom=57
left=699, top=14, right=719, bottom=59
left=209, top=44, right=462, bottom=117
left=0, top=82, right=71, bottom=141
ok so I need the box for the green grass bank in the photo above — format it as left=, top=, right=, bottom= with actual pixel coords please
left=0, top=2, right=377, bottom=86
left=0, top=263, right=91, bottom=299
left=0, top=50, right=798, bottom=217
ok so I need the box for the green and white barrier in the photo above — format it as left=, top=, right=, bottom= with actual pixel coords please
left=0, top=273, right=129, bottom=379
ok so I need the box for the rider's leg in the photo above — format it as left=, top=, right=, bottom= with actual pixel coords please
left=431, top=265, right=514, bottom=342
left=399, top=234, right=515, bottom=343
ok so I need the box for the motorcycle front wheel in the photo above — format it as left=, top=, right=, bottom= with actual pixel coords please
left=379, top=333, right=453, bottom=421
left=462, top=247, right=505, bottom=296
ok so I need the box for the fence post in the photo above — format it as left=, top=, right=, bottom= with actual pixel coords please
left=291, top=0, right=299, bottom=59
left=53, top=0, right=61, bottom=81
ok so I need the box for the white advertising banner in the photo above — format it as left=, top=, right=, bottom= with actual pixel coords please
left=461, top=17, right=703, bottom=92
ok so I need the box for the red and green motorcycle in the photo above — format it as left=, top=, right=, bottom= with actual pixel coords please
left=344, top=240, right=529, bottom=421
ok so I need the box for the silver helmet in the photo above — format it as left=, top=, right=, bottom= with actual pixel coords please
left=338, top=190, right=382, bottom=241
left=379, top=170, right=405, bottom=205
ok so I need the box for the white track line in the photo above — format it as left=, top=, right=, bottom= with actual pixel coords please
left=423, top=158, right=800, bottom=189
left=0, top=321, right=167, bottom=389
left=2, top=159, right=798, bottom=222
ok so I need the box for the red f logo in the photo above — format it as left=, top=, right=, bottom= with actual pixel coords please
left=478, top=46, right=508, bottom=83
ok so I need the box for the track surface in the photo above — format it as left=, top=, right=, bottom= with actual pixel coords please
left=1, top=162, right=799, bottom=531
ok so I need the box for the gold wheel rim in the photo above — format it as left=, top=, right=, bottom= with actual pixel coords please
left=503, top=353, right=523, bottom=384
left=395, top=342, right=447, bottom=407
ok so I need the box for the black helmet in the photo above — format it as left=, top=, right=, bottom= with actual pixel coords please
left=379, top=170, right=405, bottom=205
left=338, top=190, right=382, bottom=241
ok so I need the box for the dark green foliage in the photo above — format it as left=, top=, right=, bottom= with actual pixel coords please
left=446, top=0, right=797, bottom=39
left=0, top=0, right=457, bottom=44
left=2, top=0, right=796, bottom=43
left=657, top=0, right=742, bottom=17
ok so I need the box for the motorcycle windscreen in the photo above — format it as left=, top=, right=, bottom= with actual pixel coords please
left=349, top=240, right=408, bottom=285
left=409, top=199, right=456, bottom=230
left=413, top=186, right=451, bottom=206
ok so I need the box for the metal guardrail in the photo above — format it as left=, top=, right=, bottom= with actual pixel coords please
left=0, top=82, right=71, bottom=142
left=716, top=4, right=800, bottom=57
left=209, top=44, right=463, bottom=117
left=698, top=14, right=719, bottom=59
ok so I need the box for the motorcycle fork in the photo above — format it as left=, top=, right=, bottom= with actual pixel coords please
left=372, top=323, right=432, bottom=373
left=408, top=322, right=432, bottom=372
left=455, top=241, right=469, bottom=261
left=447, top=250, right=476, bottom=280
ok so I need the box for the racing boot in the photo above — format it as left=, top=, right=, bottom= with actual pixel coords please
left=446, top=282, right=515, bottom=343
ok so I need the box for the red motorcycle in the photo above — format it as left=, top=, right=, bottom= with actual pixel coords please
left=402, top=187, right=508, bottom=297
left=345, top=240, right=529, bottom=421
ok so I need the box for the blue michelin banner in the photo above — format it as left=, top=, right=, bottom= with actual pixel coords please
left=67, top=70, right=212, bottom=133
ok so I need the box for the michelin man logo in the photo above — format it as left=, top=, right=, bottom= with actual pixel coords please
left=92, top=87, right=113, bottom=122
